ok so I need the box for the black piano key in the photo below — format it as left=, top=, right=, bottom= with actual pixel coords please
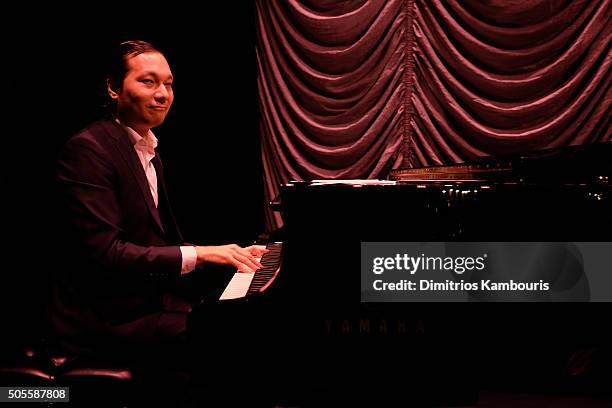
left=247, top=242, right=284, bottom=295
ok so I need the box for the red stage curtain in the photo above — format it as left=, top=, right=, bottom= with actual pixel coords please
left=256, top=0, right=611, bottom=228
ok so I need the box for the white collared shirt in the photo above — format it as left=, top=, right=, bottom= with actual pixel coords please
left=123, top=124, right=159, bottom=207
left=118, top=120, right=197, bottom=275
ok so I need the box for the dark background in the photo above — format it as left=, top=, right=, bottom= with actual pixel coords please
left=4, top=3, right=263, bottom=347
left=2, top=5, right=610, bottom=398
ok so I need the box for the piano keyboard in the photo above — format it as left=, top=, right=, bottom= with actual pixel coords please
left=219, top=242, right=283, bottom=300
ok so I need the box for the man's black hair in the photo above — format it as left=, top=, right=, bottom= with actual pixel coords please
left=106, top=40, right=162, bottom=91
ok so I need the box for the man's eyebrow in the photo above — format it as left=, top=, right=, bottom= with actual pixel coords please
left=139, top=71, right=174, bottom=81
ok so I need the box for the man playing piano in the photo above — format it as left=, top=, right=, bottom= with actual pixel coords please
left=49, top=40, right=267, bottom=361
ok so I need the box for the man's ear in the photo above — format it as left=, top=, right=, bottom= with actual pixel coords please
left=107, top=79, right=119, bottom=100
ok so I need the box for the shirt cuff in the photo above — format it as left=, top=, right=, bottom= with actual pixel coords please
left=180, top=246, right=198, bottom=274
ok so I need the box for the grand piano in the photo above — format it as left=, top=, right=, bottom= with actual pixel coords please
left=190, top=142, right=611, bottom=404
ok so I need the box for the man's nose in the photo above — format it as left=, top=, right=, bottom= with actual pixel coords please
left=154, top=85, right=170, bottom=101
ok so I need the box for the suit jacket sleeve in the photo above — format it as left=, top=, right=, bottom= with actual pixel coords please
left=57, top=133, right=182, bottom=280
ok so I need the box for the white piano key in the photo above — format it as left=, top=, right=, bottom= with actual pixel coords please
left=219, top=272, right=255, bottom=300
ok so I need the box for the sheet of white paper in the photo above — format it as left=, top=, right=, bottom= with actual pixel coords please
left=309, top=179, right=396, bottom=186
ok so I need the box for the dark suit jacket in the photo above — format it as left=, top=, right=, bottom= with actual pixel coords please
left=50, top=118, right=193, bottom=354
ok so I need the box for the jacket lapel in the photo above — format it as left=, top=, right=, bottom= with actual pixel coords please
left=99, top=120, right=166, bottom=235
left=153, top=154, right=184, bottom=244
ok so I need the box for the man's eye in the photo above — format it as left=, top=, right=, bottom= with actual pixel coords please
left=164, top=82, right=173, bottom=87
left=141, top=79, right=154, bottom=84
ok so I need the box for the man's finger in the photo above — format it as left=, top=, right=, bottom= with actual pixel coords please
left=235, top=253, right=262, bottom=271
left=233, top=259, right=255, bottom=273
left=247, top=245, right=269, bottom=257
left=237, top=249, right=264, bottom=268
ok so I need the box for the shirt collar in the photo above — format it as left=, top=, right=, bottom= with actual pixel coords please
left=115, top=118, right=158, bottom=155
